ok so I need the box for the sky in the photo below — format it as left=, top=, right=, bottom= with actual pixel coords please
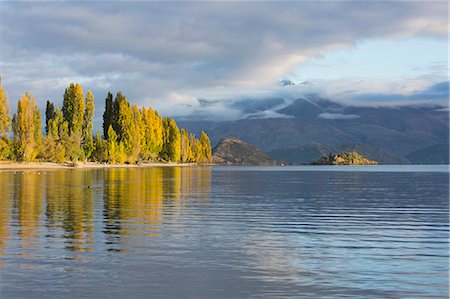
left=0, top=1, right=448, bottom=125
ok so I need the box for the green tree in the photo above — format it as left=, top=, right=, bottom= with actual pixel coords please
left=12, top=92, right=42, bottom=161
left=103, top=92, right=113, bottom=139
left=112, top=92, right=128, bottom=138
left=62, top=83, right=85, bottom=134
left=116, top=98, right=133, bottom=157
left=62, top=83, right=85, bottom=160
left=92, top=131, right=108, bottom=162
left=46, top=108, right=69, bottom=162
left=160, top=118, right=181, bottom=162
left=82, top=90, right=95, bottom=160
left=45, top=100, right=55, bottom=135
left=107, top=125, right=118, bottom=163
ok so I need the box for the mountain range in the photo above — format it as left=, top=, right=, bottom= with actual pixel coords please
left=178, top=96, right=449, bottom=164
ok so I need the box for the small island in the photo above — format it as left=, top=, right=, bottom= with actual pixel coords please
left=312, top=151, right=378, bottom=165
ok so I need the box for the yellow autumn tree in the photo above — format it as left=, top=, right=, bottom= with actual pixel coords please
left=0, top=81, right=11, bottom=160
left=200, top=131, right=212, bottom=163
left=141, top=107, right=163, bottom=161
left=12, top=92, right=42, bottom=161
left=180, top=129, right=193, bottom=163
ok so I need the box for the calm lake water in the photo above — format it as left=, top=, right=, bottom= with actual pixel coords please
left=0, top=165, right=448, bottom=298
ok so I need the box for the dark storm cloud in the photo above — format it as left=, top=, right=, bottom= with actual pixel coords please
left=0, top=1, right=447, bottom=123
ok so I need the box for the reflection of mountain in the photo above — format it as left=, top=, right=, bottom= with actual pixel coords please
left=178, top=97, right=449, bottom=163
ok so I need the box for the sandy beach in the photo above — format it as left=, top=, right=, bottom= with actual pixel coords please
left=0, top=161, right=202, bottom=171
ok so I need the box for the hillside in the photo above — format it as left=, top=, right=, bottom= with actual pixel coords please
left=406, top=144, right=449, bottom=165
left=212, top=137, right=277, bottom=165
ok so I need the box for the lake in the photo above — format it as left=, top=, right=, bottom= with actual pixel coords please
left=0, top=165, right=448, bottom=298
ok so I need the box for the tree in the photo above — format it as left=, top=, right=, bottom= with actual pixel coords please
left=190, top=134, right=202, bottom=162
left=107, top=125, right=118, bottom=163
left=45, top=107, right=69, bottom=162
left=12, top=92, right=42, bottom=161
left=45, top=100, right=55, bottom=135
left=141, top=107, right=163, bottom=160
left=128, top=104, right=143, bottom=163
left=180, top=129, right=193, bottom=163
left=160, top=118, right=180, bottom=162
left=112, top=92, right=128, bottom=138
left=200, top=131, right=212, bottom=162
left=0, top=137, right=11, bottom=161
left=82, top=90, right=95, bottom=160
left=0, top=81, right=11, bottom=160
left=62, top=83, right=85, bottom=135
left=103, top=92, right=113, bottom=139
left=62, top=83, right=85, bottom=160
left=92, top=131, right=107, bottom=162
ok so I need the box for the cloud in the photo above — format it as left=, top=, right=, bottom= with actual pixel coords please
left=279, top=79, right=296, bottom=86
left=0, top=1, right=447, bottom=125
left=335, top=81, right=449, bottom=107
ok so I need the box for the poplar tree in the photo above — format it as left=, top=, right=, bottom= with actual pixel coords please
left=160, top=118, right=181, bottom=162
left=45, top=100, right=55, bottom=135
left=82, top=90, right=95, bottom=160
left=103, top=92, right=113, bottom=139
left=62, top=83, right=85, bottom=160
left=142, top=107, right=163, bottom=160
left=112, top=92, right=128, bottom=138
left=180, top=129, right=193, bottom=163
left=107, top=125, right=118, bottom=163
left=42, top=108, right=67, bottom=162
left=190, top=134, right=202, bottom=162
left=92, top=131, right=107, bottom=162
left=62, top=83, right=85, bottom=135
left=12, top=92, right=42, bottom=161
left=0, top=81, right=11, bottom=160
left=129, top=104, right=143, bottom=163
left=200, top=131, right=212, bottom=162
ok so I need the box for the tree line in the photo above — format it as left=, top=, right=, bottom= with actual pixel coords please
left=0, top=81, right=212, bottom=164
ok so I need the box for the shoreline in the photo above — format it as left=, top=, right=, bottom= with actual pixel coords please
left=0, top=161, right=208, bottom=171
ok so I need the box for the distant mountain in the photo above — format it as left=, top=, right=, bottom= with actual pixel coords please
left=212, top=137, right=277, bottom=165
left=178, top=97, right=449, bottom=162
left=268, top=142, right=409, bottom=165
left=406, top=144, right=449, bottom=164
left=269, top=143, right=337, bottom=165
